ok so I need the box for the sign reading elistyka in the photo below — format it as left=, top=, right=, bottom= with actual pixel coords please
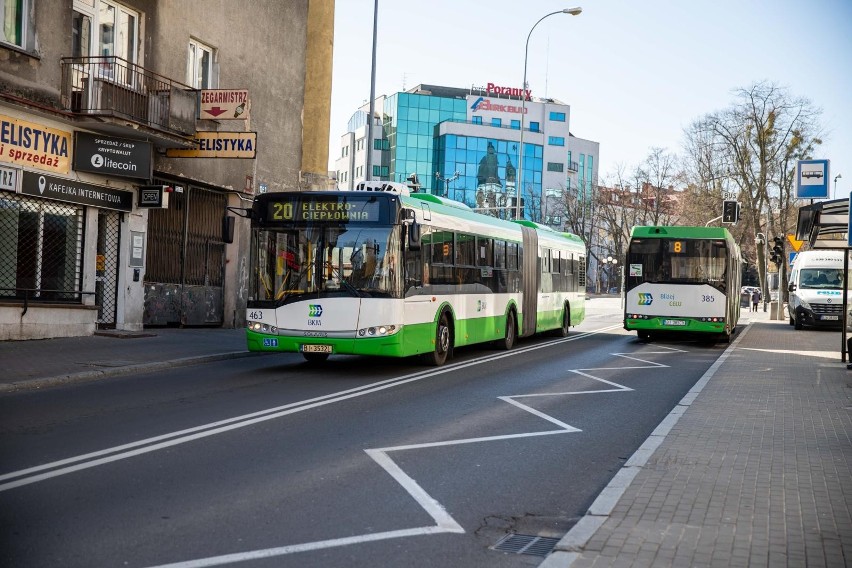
left=166, top=132, right=257, bottom=159
left=0, top=114, right=71, bottom=174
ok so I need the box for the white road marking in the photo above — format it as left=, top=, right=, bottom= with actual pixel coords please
left=0, top=325, right=622, bottom=491
left=7, top=322, right=684, bottom=568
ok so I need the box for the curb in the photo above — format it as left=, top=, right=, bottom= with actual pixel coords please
left=0, top=351, right=261, bottom=394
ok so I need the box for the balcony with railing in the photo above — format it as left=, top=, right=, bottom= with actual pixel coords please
left=60, top=56, right=198, bottom=145
left=566, top=161, right=579, bottom=173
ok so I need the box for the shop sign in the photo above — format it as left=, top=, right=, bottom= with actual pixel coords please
left=165, top=131, right=257, bottom=159
left=73, top=132, right=152, bottom=179
left=0, top=164, right=19, bottom=192
left=21, top=170, right=133, bottom=212
left=199, top=89, right=250, bottom=120
left=0, top=114, right=71, bottom=174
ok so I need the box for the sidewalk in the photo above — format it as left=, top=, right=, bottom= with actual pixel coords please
left=543, top=308, right=852, bottom=567
left=0, top=327, right=254, bottom=393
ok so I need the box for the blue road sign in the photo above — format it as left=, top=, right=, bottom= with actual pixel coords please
left=789, top=252, right=797, bottom=267
left=796, top=159, right=830, bottom=199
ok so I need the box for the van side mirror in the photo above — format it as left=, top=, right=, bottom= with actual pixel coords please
left=407, top=221, right=421, bottom=251
left=788, top=282, right=796, bottom=293
left=222, top=215, right=235, bottom=244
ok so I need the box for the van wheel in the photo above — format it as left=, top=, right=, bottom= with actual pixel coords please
left=794, top=312, right=804, bottom=330
left=424, top=311, right=452, bottom=366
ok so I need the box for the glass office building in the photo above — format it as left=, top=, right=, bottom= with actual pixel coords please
left=335, top=84, right=599, bottom=224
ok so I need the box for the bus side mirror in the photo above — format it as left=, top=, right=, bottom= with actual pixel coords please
left=222, top=216, right=235, bottom=244
left=407, top=221, right=421, bottom=251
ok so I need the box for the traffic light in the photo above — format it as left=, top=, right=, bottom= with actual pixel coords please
left=770, top=236, right=784, bottom=266
left=722, top=200, right=739, bottom=223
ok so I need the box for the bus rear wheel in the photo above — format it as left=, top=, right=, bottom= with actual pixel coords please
left=638, top=330, right=650, bottom=341
left=424, top=311, right=452, bottom=366
left=496, top=310, right=516, bottom=350
left=552, top=304, right=570, bottom=337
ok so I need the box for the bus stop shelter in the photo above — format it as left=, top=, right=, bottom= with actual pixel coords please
left=795, top=197, right=851, bottom=361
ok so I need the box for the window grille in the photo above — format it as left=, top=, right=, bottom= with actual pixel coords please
left=0, top=193, right=85, bottom=302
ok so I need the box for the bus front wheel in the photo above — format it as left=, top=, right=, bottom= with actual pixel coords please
left=424, top=311, right=452, bottom=366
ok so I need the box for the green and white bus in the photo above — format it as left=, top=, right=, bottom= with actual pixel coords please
left=244, top=181, right=586, bottom=365
left=624, top=226, right=742, bottom=342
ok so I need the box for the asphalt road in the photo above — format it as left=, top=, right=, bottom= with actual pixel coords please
left=0, top=298, right=731, bottom=567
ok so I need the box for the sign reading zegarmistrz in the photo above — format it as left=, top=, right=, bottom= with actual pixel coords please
left=199, top=89, right=250, bottom=120
left=165, top=132, right=257, bottom=159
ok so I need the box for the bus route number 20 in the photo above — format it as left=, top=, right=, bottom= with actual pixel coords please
left=271, top=202, right=294, bottom=220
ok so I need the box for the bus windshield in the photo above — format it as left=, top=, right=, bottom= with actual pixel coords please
left=626, top=238, right=728, bottom=292
left=251, top=225, right=401, bottom=305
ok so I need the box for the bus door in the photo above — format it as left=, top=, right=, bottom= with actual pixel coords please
left=520, top=226, right=539, bottom=337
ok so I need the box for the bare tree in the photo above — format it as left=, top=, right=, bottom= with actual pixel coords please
left=683, top=81, right=823, bottom=299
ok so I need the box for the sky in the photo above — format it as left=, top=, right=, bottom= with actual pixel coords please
left=328, top=0, right=852, bottom=196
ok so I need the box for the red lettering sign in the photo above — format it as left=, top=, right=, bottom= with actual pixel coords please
left=486, top=82, right=532, bottom=100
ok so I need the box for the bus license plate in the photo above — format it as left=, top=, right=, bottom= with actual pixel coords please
left=663, top=319, right=687, bottom=326
left=821, top=315, right=839, bottom=321
left=301, top=344, right=332, bottom=353
left=263, top=338, right=278, bottom=347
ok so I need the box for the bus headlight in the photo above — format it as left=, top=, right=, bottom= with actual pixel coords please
left=247, top=321, right=277, bottom=334
left=358, top=324, right=399, bottom=337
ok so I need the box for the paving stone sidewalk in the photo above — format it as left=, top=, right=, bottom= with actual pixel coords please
left=543, top=315, right=852, bottom=567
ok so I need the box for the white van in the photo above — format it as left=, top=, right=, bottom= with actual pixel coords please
left=787, top=250, right=848, bottom=329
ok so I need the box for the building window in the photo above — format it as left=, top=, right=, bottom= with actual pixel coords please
left=529, top=122, right=539, bottom=132
left=73, top=0, right=140, bottom=84
left=0, top=194, right=85, bottom=303
left=373, top=138, right=389, bottom=150
left=549, top=111, right=566, bottom=122
left=548, top=136, right=565, bottom=146
left=510, top=119, right=520, bottom=130
left=1, top=0, right=34, bottom=51
left=373, top=165, right=389, bottom=178
left=187, top=38, right=215, bottom=89
left=491, top=118, right=502, bottom=127
left=72, top=9, right=91, bottom=57
left=472, top=116, right=482, bottom=125
left=342, top=145, right=349, bottom=157
left=546, top=162, right=564, bottom=172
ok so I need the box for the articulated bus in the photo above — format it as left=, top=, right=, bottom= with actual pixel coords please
left=624, top=226, right=742, bottom=342
left=244, top=181, right=586, bottom=365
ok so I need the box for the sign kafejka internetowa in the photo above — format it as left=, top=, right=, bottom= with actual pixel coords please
left=199, top=89, right=250, bottom=120
left=796, top=159, right=830, bottom=199
left=20, top=170, right=133, bottom=212
left=165, top=132, right=257, bottom=159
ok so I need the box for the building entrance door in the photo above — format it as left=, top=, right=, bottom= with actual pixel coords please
left=143, top=182, right=227, bottom=326
left=95, top=209, right=120, bottom=328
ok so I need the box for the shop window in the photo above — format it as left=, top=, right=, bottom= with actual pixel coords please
left=0, top=194, right=85, bottom=302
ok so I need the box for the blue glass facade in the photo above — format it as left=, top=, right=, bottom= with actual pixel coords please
left=383, top=93, right=467, bottom=194
left=434, top=134, right=542, bottom=217
left=381, top=92, right=543, bottom=217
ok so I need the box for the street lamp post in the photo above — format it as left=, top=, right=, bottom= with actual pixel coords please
left=516, top=7, right=582, bottom=220
left=435, top=171, right=461, bottom=199
left=365, top=0, right=379, bottom=182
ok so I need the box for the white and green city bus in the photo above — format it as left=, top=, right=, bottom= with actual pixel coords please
left=244, top=181, right=586, bottom=365
left=624, top=226, right=742, bottom=342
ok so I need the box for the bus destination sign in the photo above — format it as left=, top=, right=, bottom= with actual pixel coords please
left=267, top=197, right=381, bottom=223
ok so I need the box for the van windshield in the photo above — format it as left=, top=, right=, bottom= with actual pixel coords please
left=799, top=268, right=843, bottom=289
